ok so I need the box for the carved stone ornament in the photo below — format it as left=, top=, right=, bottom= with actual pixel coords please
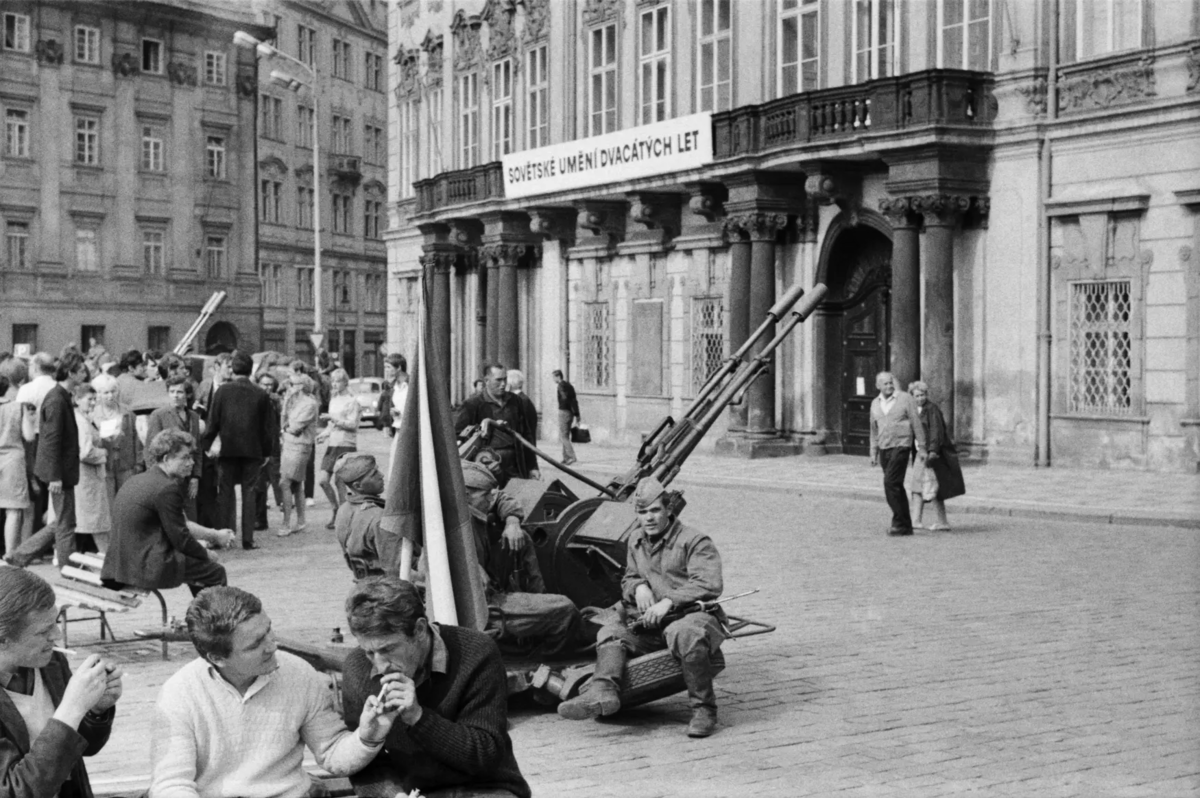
left=805, top=174, right=840, bottom=206
left=112, top=52, right=139, bottom=77
left=236, top=72, right=257, bottom=97
left=1058, top=56, right=1156, bottom=113
left=259, top=156, right=288, bottom=177
left=723, top=212, right=788, bottom=242
left=1181, top=245, right=1193, bottom=263
left=35, top=39, right=63, bottom=65
left=1187, top=47, right=1200, bottom=94
left=480, top=242, right=534, bottom=265
left=878, top=197, right=918, bottom=228
left=629, top=193, right=681, bottom=238
left=394, top=47, right=420, bottom=98
left=1015, top=76, right=1048, bottom=115
left=527, top=207, right=577, bottom=242
left=968, top=196, right=991, bottom=228
left=576, top=203, right=626, bottom=243
left=912, top=194, right=971, bottom=225
left=420, top=249, right=458, bottom=273
left=451, top=11, right=484, bottom=73
left=294, top=164, right=314, bottom=185
left=422, top=31, right=445, bottom=87
left=482, top=0, right=518, bottom=63
left=167, top=61, right=198, bottom=87
left=687, top=184, right=726, bottom=223
left=521, top=0, right=550, bottom=45
left=582, top=0, right=622, bottom=27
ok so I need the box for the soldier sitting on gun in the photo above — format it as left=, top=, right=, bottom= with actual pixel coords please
left=557, top=476, right=726, bottom=738
left=462, top=456, right=582, bottom=659
left=332, top=454, right=407, bottom=578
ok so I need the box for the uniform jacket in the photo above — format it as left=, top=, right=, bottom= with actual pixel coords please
left=620, top=518, right=723, bottom=608
left=868, top=390, right=927, bottom=458
left=100, top=467, right=211, bottom=590
left=0, top=651, right=114, bottom=798
left=200, top=377, right=272, bottom=460
left=334, top=494, right=406, bottom=578
left=33, top=384, right=79, bottom=487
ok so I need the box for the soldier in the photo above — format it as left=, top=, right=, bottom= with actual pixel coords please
left=332, top=454, right=406, bottom=578
left=557, top=476, right=726, bottom=737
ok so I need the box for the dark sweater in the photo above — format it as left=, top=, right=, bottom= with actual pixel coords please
left=341, top=625, right=531, bottom=798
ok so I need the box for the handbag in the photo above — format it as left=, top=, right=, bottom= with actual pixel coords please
left=570, top=423, right=591, bottom=444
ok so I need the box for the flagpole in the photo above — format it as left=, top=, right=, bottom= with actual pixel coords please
left=395, top=426, right=414, bottom=582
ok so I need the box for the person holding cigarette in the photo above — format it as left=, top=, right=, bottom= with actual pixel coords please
left=150, top=586, right=404, bottom=798
left=0, top=566, right=122, bottom=798
left=340, top=577, right=531, bottom=798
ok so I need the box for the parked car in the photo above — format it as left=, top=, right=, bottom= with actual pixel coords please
left=347, top=377, right=383, bottom=427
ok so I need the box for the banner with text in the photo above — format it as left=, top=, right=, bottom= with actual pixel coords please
left=501, top=112, right=713, bottom=200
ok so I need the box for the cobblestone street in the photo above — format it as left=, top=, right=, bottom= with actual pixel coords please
left=50, top=432, right=1200, bottom=797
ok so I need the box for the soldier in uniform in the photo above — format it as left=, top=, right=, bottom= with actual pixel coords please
left=332, top=454, right=406, bottom=578
left=557, top=476, right=726, bottom=737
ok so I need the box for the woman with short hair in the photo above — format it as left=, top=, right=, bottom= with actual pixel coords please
left=0, top=566, right=121, bottom=797
left=0, top=362, right=31, bottom=557
left=89, top=373, right=141, bottom=499
left=72, top=384, right=111, bottom=554
left=279, top=374, right=319, bottom=536
left=907, top=381, right=966, bottom=531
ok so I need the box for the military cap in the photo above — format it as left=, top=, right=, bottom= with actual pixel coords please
left=461, top=459, right=498, bottom=492
left=633, top=476, right=667, bottom=510
left=334, top=453, right=377, bottom=486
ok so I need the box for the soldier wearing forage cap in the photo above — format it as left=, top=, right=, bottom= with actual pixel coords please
left=461, top=457, right=581, bottom=659
left=332, top=454, right=407, bottom=578
left=557, top=476, right=726, bottom=737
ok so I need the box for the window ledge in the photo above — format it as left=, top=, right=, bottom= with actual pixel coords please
left=1180, top=418, right=1200, bottom=428
left=1046, top=181, right=1151, bottom=217
left=72, top=163, right=103, bottom=172
left=1050, top=413, right=1150, bottom=425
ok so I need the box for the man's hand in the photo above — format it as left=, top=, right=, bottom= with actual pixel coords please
left=92, top=661, right=123, bottom=713
left=869, top=454, right=878, bottom=467
left=634, top=583, right=656, bottom=614
left=49, top=480, right=63, bottom=496
left=501, top=518, right=525, bottom=551
left=188, top=477, right=199, bottom=500
left=529, top=469, right=541, bottom=481
left=360, top=673, right=421, bottom=743
left=640, top=598, right=674, bottom=629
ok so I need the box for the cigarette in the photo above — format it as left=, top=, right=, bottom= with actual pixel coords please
left=375, top=682, right=389, bottom=704
left=53, top=646, right=77, bottom=655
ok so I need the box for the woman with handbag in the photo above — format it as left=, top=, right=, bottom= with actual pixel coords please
left=907, top=381, right=965, bottom=531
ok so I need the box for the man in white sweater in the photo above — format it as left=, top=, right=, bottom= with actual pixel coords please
left=150, top=586, right=400, bottom=798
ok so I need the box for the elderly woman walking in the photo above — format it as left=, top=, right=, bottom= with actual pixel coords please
left=0, top=363, right=31, bottom=557
left=279, top=373, right=320, bottom=537
left=907, top=381, right=966, bottom=531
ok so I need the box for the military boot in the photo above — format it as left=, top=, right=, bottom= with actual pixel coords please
left=557, top=643, right=625, bottom=720
left=681, top=648, right=718, bottom=738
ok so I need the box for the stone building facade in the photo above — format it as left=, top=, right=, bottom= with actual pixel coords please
left=0, top=1, right=269, bottom=357
left=249, top=0, right=389, bottom=376
left=387, top=0, right=1200, bottom=472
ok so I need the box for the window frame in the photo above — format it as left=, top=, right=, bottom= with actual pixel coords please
left=261, top=94, right=283, bottom=140
left=365, top=52, right=383, bottom=91
left=204, top=234, right=226, bottom=280
left=74, top=25, right=101, bottom=65
left=75, top=227, right=99, bottom=272
left=364, top=199, right=383, bottom=239
left=852, top=0, right=900, bottom=83
left=297, top=185, right=314, bottom=230
left=457, top=71, right=480, bottom=169
left=205, top=135, right=226, bottom=179
left=332, top=38, right=351, bottom=81
left=140, top=123, right=164, bottom=172
left=2, top=13, right=31, bottom=53
left=1063, top=0, right=1143, bottom=62
left=936, top=0, right=993, bottom=70
left=74, top=116, right=99, bottom=166
left=298, top=24, right=316, bottom=68
left=638, top=5, right=672, bottom=125
left=398, top=100, right=417, bottom=196
left=4, top=221, right=30, bottom=270
left=260, top=178, right=282, bottom=224
left=491, top=58, right=513, bottom=161
left=204, top=51, right=227, bottom=85
left=427, top=86, right=444, bottom=176
left=588, top=23, right=619, bottom=137
left=696, top=0, right=732, bottom=113
left=332, top=114, right=352, bottom=154
left=525, top=44, right=549, bottom=149
left=5, top=108, right=30, bottom=159
left=141, top=38, right=164, bottom=75
left=297, top=265, right=315, bottom=308
left=297, top=104, right=314, bottom=148
left=142, top=228, right=165, bottom=275
left=778, top=0, right=821, bottom=97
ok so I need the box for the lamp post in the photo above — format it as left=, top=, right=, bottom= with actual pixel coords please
left=234, top=30, right=324, bottom=352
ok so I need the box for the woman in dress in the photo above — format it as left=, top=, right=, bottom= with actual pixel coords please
left=72, top=385, right=111, bottom=554
left=278, top=373, right=319, bottom=537
left=0, top=365, right=31, bottom=558
left=0, top=566, right=121, bottom=798
left=907, top=381, right=966, bottom=531
left=316, top=368, right=361, bottom=527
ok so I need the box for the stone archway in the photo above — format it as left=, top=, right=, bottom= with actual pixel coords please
left=204, top=321, right=239, bottom=354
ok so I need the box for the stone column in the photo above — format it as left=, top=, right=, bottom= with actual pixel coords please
left=915, top=194, right=969, bottom=434
left=485, top=259, right=501, bottom=363
left=880, top=197, right=921, bottom=390
left=746, top=213, right=788, bottom=435
left=498, top=247, right=520, bottom=368
left=723, top=224, right=752, bottom=431
left=475, top=260, right=488, bottom=370
left=422, top=248, right=454, bottom=376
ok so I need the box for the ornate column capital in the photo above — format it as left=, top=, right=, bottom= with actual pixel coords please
left=879, top=197, right=920, bottom=229
left=724, top=212, right=789, bottom=243
left=420, top=248, right=458, bottom=273
left=480, top=241, right=535, bottom=267
left=913, top=194, right=971, bottom=227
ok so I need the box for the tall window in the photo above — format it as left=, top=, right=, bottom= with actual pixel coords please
left=297, top=186, right=314, bottom=229
left=697, top=0, right=732, bottom=113
left=1062, top=0, right=1140, bottom=62
left=779, top=0, right=820, bottom=96
left=204, top=51, right=227, bottom=85
left=458, top=72, right=479, bottom=168
left=332, top=192, right=352, bottom=234
left=204, top=235, right=226, bottom=279
left=5, top=109, right=29, bottom=158
left=5, top=223, right=29, bottom=270
left=583, top=301, right=612, bottom=389
left=589, top=25, right=618, bottom=136
left=691, top=297, right=725, bottom=392
left=427, top=87, right=444, bottom=176
left=261, top=179, right=282, bottom=224
left=364, top=123, right=385, bottom=164
left=297, top=105, right=314, bottom=147
left=638, top=6, right=671, bottom=125
left=12, top=324, right=38, bottom=351
left=142, top=39, right=163, bottom=74
left=364, top=199, right=383, bottom=239
left=526, top=45, right=548, bottom=149
left=333, top=270, right=352, bottom=307
left=3, top=13, right=30, bottom=52
left=143, top=229, right=164, bottom=274
left=492, top=59, right=513, bottom=160
left=75, top=229, right=98, bottom=272
left=365, top=52, right=383, bottom=91
left=936, top=0, right=993, bottom=69
left=298, top=25, right=316, bottom=67
left=332, top=114, right=352, bottom=153
left=297, top=266, right=314, bottom=308
left=854, top=0, right=898, bottom=82
left=259, top=263, right=283, bottom=306
left=261, top=95, right=283, bottom=140
left=1070, top=280, right=1132, bottom=415
left=332, top=39, right=351, bottom=80
left=75, top=117, right=99, bottom=165
left=205, top=136, right=226, bottom=178
left=141, top=125, right=163, bottom=171
left=148, top=326, right=171, bottom=352
left=74, top=26, right=100, bottom=64
left=398, top=100, right=417, bottom=197
left=365, top=274, right=385, bottom=312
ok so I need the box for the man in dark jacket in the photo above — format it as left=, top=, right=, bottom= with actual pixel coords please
left=551, top=369, right=580, bottom=465
left=8, top=351, right=89, bottom=569
left=454, top=364, right=537, bottom=485
left=201, top=352, right=272, bottom=549
left=377, top=353, right=407, bottom=437
left=102, top=429, right=227, bottom=595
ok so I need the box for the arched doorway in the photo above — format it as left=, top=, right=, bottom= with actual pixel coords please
left=204, top=321, right=239, bottom=354
left=817, top=217, right=893, bottom=455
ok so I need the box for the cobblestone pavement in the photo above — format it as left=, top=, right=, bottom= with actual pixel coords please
left=49, top=430, right=1199, bottom=797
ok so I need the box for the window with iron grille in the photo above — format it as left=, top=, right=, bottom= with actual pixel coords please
left=582, top=301, right=611, bottom=389
left=1069, top=280, right=1133, bottom=415
left=691, top=297, right=725, bottom=393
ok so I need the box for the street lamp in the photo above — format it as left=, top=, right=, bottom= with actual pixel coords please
left=234, top=30, right=325, bottom=353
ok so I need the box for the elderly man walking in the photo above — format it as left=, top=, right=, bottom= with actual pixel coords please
left=868, top=371, right=926, bottom=536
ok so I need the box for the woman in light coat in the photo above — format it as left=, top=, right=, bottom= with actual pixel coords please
left=278, top=373, right=319, bottom=536
left=0, top=365, right=30, bottom=556
left=72, top=385, right=111, bottom=553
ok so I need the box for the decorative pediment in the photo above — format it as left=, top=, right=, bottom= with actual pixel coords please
left=362, top=178, right=387, bottom=196
left=167, top=61, right=198, bottom=87
left=295, top=164, right=314, bottom=185
left=582, top=0, right=622, bottom=26
left=520, top=0, right=550, bottom=45
left=451, top=11, right=483, bottom=73
left=258, top=156, right=288, bottom=177
left=394, top=46, right=420, bottom=98
left=35, top=39, right=64, bottom=65
left=421, top=31, right=444, bottom=87
left=482, top=0, right=517, bottom=62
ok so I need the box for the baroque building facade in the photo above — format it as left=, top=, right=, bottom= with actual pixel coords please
left=386, top=0, right=1200, bottom=472
left=249, top=0, right=389, bottom=376
left=0, top=1, right=269, bottom=357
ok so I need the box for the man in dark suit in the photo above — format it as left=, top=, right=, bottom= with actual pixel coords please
left=201, top=352, right=272, bottom=549
left=8, top=351, right=89, bottom=569
left=102, top=429, right=227, bottom=595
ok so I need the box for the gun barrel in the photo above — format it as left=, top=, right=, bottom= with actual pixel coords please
left=174, top=291, right=228, bottom=355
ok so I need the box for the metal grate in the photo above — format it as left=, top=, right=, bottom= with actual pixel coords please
left=1069, top=280, right=1132, bottom=415
left=583, top=301, right=611, bottom=389
left=691, top=296, right=725, bottom=393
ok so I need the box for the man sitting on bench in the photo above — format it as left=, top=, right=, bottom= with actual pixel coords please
left=102, top=429, right=231, bottom=597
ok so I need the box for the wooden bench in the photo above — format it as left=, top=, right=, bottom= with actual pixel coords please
left=54, top=552, right=171, bottom=661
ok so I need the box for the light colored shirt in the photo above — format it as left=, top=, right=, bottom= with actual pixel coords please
left=149, top=651, right=380, bottom=798
left=15, top=374, right=55, bottom=436
left=391, top=382, right=408, bottom=430
left=325, top=394, right=360, bottom=449
left=869, top=389, right=927, bottom=458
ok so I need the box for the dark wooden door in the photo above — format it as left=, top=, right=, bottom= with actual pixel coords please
left=841, top=287, right=889, bottom=455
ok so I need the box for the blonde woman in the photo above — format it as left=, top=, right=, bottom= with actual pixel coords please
left=316, top=368, right=360, bottom=526
left=278, top=374, right=319, bottom=536
left=90, top=373, right=141, bottom=499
